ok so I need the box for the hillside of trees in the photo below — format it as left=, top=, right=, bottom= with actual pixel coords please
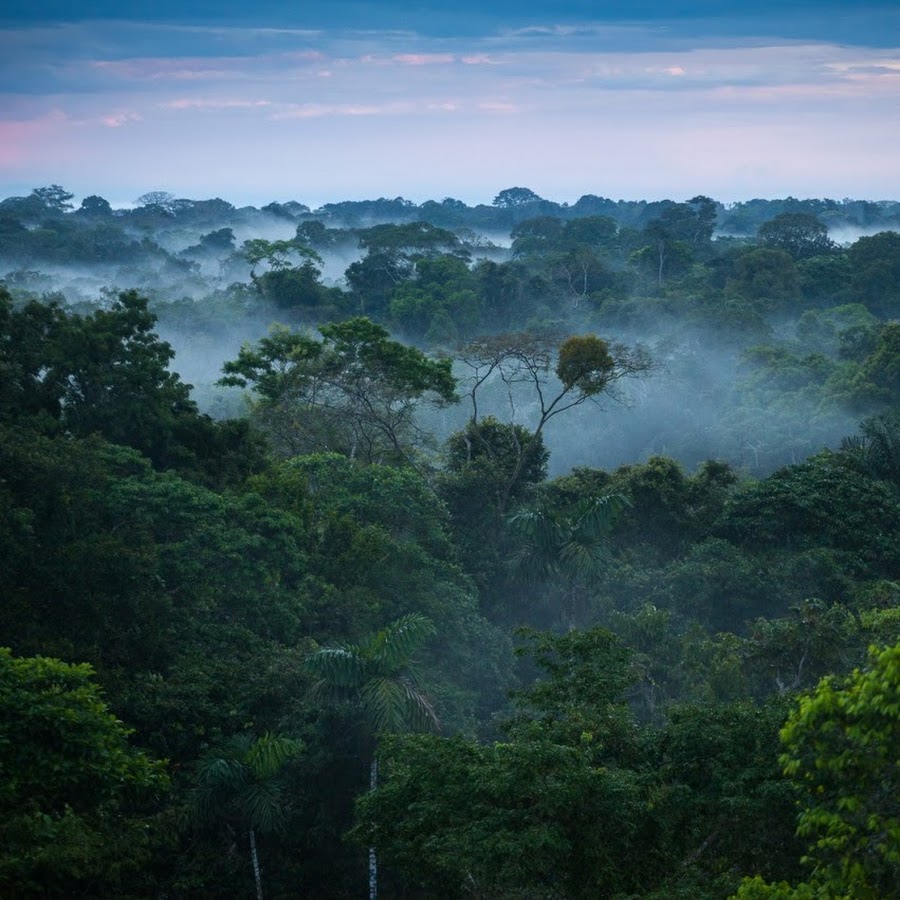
left=2, top=184, right=900, bottom=898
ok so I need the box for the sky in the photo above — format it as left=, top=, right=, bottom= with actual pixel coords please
left=1, top=1, right=899, bottom=208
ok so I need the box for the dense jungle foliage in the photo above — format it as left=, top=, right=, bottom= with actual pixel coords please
left=2, top=184, right=899, bottom=898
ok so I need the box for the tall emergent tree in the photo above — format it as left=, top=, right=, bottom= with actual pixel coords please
left=220, top=317, right=457, bottom=464
left=456, top=331, right=650, bottom=511
left=306, top=614, right=440, bottom=900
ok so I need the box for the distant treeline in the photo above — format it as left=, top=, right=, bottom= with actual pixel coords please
left=2, top=184, right=899, bottom=267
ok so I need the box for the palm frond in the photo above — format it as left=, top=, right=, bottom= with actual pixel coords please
left=574, top=493, right=629, bottom=540
left=306, top=645, right=370, bottom=689
left=507, top=505, right=561, bottom=581
left=196, top=755, right=249, bottom=790
left=508, top=506, right=560, bottom=551
left=558, top=534, right=610, bottom=582
left=361, top=674, right=440, bottom=734
left=397, top=675, right=441, bottom=734
left=306, top=615, right=440, bottom=737
left=184, top=783, right=224, bottom=829
left=239, top=779, right=287, bottom=834
left=246, top=732, right=303, bottom=780
left=365, top=613, right=435, bottom=670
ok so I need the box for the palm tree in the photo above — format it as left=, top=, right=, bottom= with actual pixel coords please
left=306, top=613, right=439, bottom=900
left=186, top=732, right=303, bottom=900
left=508, top=493, right=627, bottom=628
left=841, top=410, right=900, bottom=485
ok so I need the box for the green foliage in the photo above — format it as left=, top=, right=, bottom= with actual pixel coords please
left=841, top=409, right=900, bottom=485
left=493, top=186, right=545, bottom=209
left=184, top=732, right=303, bottom=897
left=661, top=537, right=781, bottom=629
left=603, top=456, right=729, bottom=559
left=781, top=643, right=900, bottom=895
left=0, top=287, right=259, bottom=480
left=251, top=453, right=512, bottom=736
left=307, top=614, right=439, bottom=736
left=509, top=627, right=638, bottom=752
left=735, top=643, right=900, bottom=898
left=0, top=427, right=316, bottom=762
left=719, top=452, right=900, bottom=577
left=848, top=230, right=900, bottom=313
left=4, top=186, right=900, bottom=898
left=0, top=650, right=167, bottom=893
left=188, top=732, right=303, bottom=836
left=653, top=699, right=803, bottom=889
left=555, top=333, right=615, bottom=393
left=353, top=628, right=645, bottom=899
left=221, top=317, right=456, bottom=462
left=388, top=253, right=480, bottom=341
left=728, top=247, right=799, bottom=305
left=744, top=600, right=859, bottom=696
left=508, top=494, right=627, bottom=626
left=241, top=236, right=323, bottom=273
left=440, top=417, right=548, bottom=598
left=446, top=415, right=549, bottom=487
left=758, top=213, right=835, bottom=261
left=357, top=731, right=645, bottom=899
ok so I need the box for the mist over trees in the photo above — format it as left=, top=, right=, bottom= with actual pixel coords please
left=2, top=183, right=900, bottom=897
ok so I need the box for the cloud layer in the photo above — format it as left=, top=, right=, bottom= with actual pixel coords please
left=1, top=9, right=898, bottom=205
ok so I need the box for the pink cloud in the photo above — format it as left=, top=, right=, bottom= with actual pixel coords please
left=270, top=101, right=413, bottom=120
left=98, top=111, right=143, bottom=127
left=90, top=57, right=233, bottom=80
left=360, top=53, right=456, bottom=66
left=392, top=53, right=455, bottom=66
left=162, top=98, right=273, bottom=110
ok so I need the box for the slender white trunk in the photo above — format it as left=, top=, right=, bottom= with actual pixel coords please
left=369, top=757, right=378, bottom=900
left=250, top=828, right=263, bottom=900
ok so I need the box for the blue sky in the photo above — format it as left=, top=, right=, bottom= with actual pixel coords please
left=1, top=2, right=898, bottom=207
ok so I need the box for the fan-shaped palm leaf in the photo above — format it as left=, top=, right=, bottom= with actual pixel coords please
left=558, top=533, right=610, bottom=582
left=507, top=506, right=562, bottom=581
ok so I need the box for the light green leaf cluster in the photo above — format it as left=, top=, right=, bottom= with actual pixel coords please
left=734, top=642, right=900, bottom=899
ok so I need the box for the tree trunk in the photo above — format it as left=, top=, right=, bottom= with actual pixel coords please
left=369, top=757, right=378, bottom=900
left=249, top=828, right=263, bottom=900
